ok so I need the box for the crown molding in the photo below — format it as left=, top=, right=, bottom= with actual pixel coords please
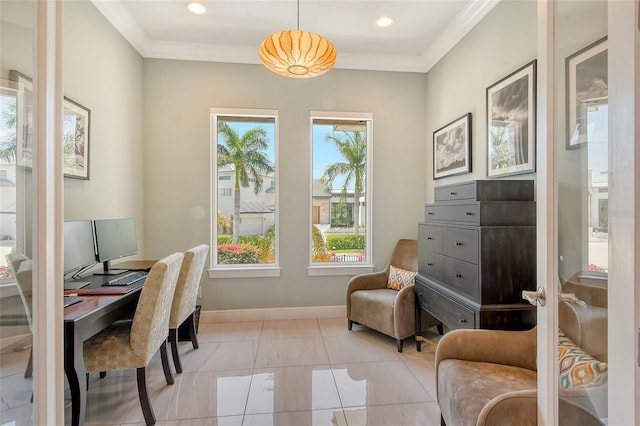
left=91, top=0, right=500, bottom=74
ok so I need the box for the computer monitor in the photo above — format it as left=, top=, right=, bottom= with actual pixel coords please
left=63, top=220, right=97, bottom=277
left=93, top=218, right=138, bottom=275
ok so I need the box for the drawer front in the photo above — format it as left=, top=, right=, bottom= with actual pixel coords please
left=435, top=182, right=476, bottom=202
left=418, top=224, right=443, bottom=253
left=425, top=204, right=479, bottom=224
left=443, top=257, right=480, bottom=301
left=415, top=282, right=475, bottom=329
left=443, top=227, right=479, bottom=264
left=418, top=251, right=444, bottom=282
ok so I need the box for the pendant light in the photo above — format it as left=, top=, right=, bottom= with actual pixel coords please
left=258, top=0, right=337, bottom=78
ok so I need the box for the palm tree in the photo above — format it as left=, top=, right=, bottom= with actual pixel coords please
left=217, top=122, right=274, bottom=244
left=321, top=130, right=366, bottom=237
left=0, top=101, right=17, bottom=163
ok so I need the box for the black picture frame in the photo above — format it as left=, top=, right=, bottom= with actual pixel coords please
left=63, top=97, right=91, bottom=180
left=9, top=69, right=91, bottom=180
left=565, top=37, right=608, bottom=149
left=486, top=60, right=536, bottom=178
left=433, top=113, right=472, bottom=179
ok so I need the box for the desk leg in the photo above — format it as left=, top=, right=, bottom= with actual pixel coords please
left=415, top=295, right=422, bottom=352
left=64, top=324, right=86, bottom=426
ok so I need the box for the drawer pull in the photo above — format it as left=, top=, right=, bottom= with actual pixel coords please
left=427, top=237, right=433, bottom=240
left=450, top=192, right=457, bottom=195
left=455, top=273, right=463, bottom=278
left=427, top=263, right=433, bottom=266
left=465, top=212, right=473, bottom=216
left=455, top=242, right=463, bottom=246
left=427, top=212, right=434, bottom=215
left=459, top=319, right=467, bottom=323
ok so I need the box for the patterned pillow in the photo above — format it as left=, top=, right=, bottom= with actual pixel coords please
left=558, top=330, right=607, bottom=389
left=386, top=265, right=417, bottom=290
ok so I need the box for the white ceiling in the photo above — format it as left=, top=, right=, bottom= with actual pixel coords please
left=90, top=0, right=500, bottom=73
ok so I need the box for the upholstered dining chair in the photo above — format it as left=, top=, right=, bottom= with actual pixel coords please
left=82, top=252, right=184, bottom=426
left=168, top=244, right=209, bottom=374
left=347, top=239, right=443, bottom=352
left=7, top=253, right=33, bottom=378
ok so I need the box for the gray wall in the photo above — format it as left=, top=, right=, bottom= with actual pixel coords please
left=423, top=0, right=538, bottom=203
left=143, top=60, right=427, bottom=309
left=63, top=1, right=146, bottom=257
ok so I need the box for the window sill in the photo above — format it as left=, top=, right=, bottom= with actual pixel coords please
left=307, top=264, right=375, bottom=277
left=208, top=266, right=281, bottom=279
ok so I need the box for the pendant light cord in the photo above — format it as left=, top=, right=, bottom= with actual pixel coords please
left=297, top=0, right=300, bottom=30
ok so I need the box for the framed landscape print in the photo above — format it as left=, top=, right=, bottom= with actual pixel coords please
left=433, top=113, right=471, bottom=179
left=63, top=97, right=91, bottom=180
left=565, top=37, right=608, bottom=149
left=486, top=60, right=536, bottom=178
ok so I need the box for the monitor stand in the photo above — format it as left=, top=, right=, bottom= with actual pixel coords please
left=93, top=260, right=127, bottom=275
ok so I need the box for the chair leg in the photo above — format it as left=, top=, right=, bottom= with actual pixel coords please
left=169, top=328, right=183, bottom=374
left=396, top=339, right=403, bottom=353
left=160, top=341, right=174, bottom=385
left=440, top=414, right=447, bottom=426
left=24, top=347, right=33, bottom=378
left=99, top=371, right=107, bottom=379
left=188, top=312, right=199, bottom=350
left=348, top=319, right=353, bottom=330
left=136, top=367, right=156, bottom=426
left=437, top=323, right=444, bottom=335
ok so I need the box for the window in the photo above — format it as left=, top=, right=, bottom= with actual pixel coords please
left=210, top=108, right=279, bottom=278
left=309, top=112, right=373, bottom=275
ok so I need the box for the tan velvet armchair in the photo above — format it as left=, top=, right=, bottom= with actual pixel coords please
left=346, top=238, right=442, bottom=352
left=436, top=274, right=608, bottom=426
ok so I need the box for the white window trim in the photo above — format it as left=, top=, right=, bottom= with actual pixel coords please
left=209, top=107, right=280, bottom=278
left=308, top=111, right=374, bottom=276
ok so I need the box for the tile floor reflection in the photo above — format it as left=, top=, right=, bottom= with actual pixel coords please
left=0, top=317, right=443, bottom=425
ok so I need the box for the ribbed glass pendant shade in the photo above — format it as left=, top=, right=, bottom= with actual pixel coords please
left=258, top=29, right=337, bottom=78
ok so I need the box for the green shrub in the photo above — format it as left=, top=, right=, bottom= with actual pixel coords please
left=325, top=234, right=365, bottom=250
left=218, top=235, right=232, bottom=245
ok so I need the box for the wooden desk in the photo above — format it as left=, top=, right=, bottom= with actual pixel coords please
left=64, top=278, right=143, bottom=426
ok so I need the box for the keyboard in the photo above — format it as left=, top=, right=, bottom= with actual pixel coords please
left=64, top=280, right=91, bottom=290
left=64, top=296, right=84, bottom=308
left=103, top=271, right=147, bottom=287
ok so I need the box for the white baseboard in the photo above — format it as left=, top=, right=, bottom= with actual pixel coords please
left=200, top=305, right=346, bottom=324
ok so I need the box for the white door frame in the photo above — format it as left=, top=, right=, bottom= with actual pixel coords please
left=33, top=0, right=64, bottom=424
left=536, top=1, right=640, bottom=424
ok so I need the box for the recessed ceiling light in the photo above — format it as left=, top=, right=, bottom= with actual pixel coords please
left=376, top=16, right=394, bottom=28
left=186, top=1, right=207, bottom=15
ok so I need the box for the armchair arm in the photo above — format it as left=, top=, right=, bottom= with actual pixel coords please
left=392, top=284, right=418, bottom=338
left=436, top=328, right=537, bottom=372
left=346, top=268, right=389, bottom=317
left=477, top=389, right=537, bottom=426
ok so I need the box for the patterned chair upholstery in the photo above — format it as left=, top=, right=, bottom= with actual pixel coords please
left=3, top=253, right=34, bottom=378
left=168, top=244, right=209, bottom=373
left=346, top=239, right=443, bottom=352
left=83, top=252, right=184, bottom=425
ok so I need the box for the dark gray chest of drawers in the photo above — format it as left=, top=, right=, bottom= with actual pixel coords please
left=415, top=180, right=536, bottom=349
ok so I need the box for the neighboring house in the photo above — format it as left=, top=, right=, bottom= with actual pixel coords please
left=589, top=169, right=608, bottom=231
left=312, top=179, right=365, bottom=229
left=217, top=165, right=275, bottom=237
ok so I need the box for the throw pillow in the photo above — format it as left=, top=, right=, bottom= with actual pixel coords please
left=558, top=330, right=607, bottom=389
left=387, top=265, right=417, bottom=290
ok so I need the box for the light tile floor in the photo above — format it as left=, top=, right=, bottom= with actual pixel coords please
left=0, top=318, right=444, bottom=426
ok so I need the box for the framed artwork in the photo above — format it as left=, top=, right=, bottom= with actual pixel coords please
left=9, top=70, right=91, bottom=180
left=63, top=97, right=91, bottom=180
left=8, top=70, right=33, bottom=169
left=565, top=37, right=608, bottom=149
left=433, top=113, right=472, bottom=179
left=486, top=60, right=536, bottom=178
